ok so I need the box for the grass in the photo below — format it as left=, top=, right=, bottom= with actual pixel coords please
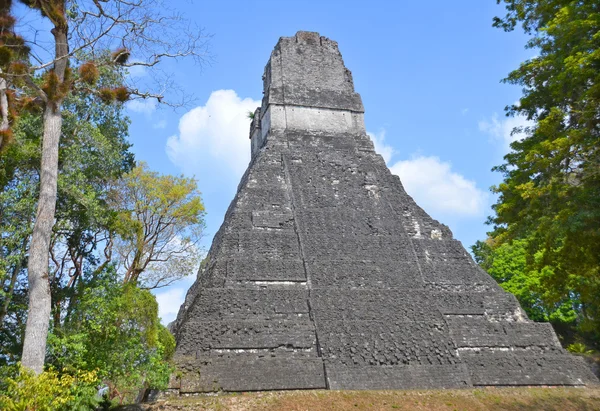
left=139, top=387, right=600, bottom=411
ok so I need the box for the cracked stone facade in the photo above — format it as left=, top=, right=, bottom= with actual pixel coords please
left=171, top=31, right=598, bottom=392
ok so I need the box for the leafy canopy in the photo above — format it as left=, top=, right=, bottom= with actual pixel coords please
left=486, top=0, right=600, bottom=340
left=0, top=60, right=134, bottom=364
left=47, top=268, right=174, bottom=404
left=472, top=239, right=578, bottom=324
left=111, top=162, right=206, bottom=289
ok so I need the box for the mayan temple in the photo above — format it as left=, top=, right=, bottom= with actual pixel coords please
left=170, top=31, right=597, bottom=392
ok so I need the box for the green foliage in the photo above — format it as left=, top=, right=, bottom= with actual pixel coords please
left=0, top=364, right=99, bottom=411
left=0, top=63, right=134, bottom=364
left=472, top=239, right=578, bottom=324
left=493, top=0, right=568, bottom=33
left=158, top=324, right=176, bottom=361
left=47, top=269, right=173, bottom=403
left=111, top=162, right=205, bottom=288
left=485, top=0, right=600, bottom=342
left=0, top=113, right=43, bottom=365
left=566, top=342, right=594, bottom=355
left=1, top=58, right=189, bottom=406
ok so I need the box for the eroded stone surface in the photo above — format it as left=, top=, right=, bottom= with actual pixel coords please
left=171, top=31, right=598, bottom=391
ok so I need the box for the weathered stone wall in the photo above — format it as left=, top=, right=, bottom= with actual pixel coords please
left=172, top=31, right=598, bottom=391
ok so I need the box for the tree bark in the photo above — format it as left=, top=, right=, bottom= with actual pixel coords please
left=21, top=19, right=68, bottom=374
left=20, top=105, right=62, bottom=374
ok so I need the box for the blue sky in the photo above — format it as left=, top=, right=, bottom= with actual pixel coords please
left=119, top=1, right=534, bottom=324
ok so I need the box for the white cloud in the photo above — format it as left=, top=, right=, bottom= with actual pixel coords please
left=153, top=119, right=167, bottom=129
left=126, top=62, right=148, bottom=79
left=126, top=98, right=158, bottom=115
left=479, top=112, right=533, bottom=150
left=389, top=155, right=487, bottom=216
left=461, top=108, right=469, bottom=115
left=166, top=90, right=260, bottom=178
left=367, top=129, right=394, bottom=163
left=367, top=128, right=487, bottom=217
left=155, top=287, right=187, bottom=325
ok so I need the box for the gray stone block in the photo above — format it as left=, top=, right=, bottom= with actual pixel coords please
left=311, top=289, right=446, bottom=324
left=176, top=319, right=318, bottom=356
left=462, top=349, right=598, bottom=386
left=308, top=260, right=423, bottom=288
left=316, top=321, right=459, bottom=366
left=226, top=258, right=306, bottom=282
left=177, top=356, right=326, bottom=392
left=187, top=289, right=309, bottom=321
left=447, top=317, right=560, bottom=348
left=327, top=364, right=472, bottom=389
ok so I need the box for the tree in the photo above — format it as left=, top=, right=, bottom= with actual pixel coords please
left=1, top=61, right=133, bottom=364
left=1, top=0, right=208, bottom=373
left=472, top=238, right=578, bottom=325
left=110, top=163, right=205, bottom=289
left=47, top=268, right=174, bottom=405
left=1, top=267, right=174, bottom=408
left=1, top=70, right=180, bottom=403
left=0, top=114, right=41, bottom=365
left=487, top=0, right=600, bottom=340
left=47, top=56, right=134, bottom=327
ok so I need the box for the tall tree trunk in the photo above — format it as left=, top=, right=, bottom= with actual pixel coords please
left=20, top=21, right=68, bottom=374
left=20, top=105, right=62, bottom=374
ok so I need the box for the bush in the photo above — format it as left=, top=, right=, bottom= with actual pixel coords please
left=0, top=364, right=99, bottom=411
left=158, top=324, right=176, bottom=361
left=566, top=342, right=594, bottom=355
left=47, top=271, right=174, bottom=404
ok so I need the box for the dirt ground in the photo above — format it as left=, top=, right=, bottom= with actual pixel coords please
left=126, top=387, right=600, bottom=411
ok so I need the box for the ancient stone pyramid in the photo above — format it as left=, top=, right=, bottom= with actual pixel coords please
left=171, top=31, right=597, bottom=392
